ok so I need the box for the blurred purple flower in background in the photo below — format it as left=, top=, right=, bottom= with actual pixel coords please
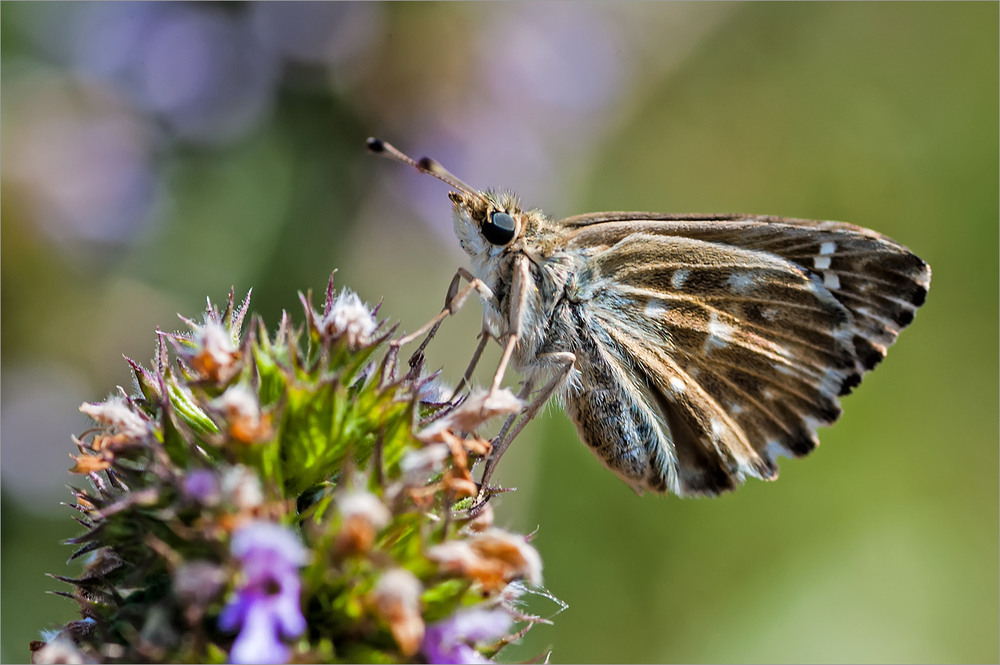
left=421, top=607, right=514, bottom=665
left=483, top=5, right=627, bottom=115
left=68, top=2, right=280, bottom=145
left=2, top=73, right=159, bottom=248
left=218, top=521, right=308, bottom=665
left=182, top=469, right=221, bottom=506
left=251, top=2, right=384, bottom=85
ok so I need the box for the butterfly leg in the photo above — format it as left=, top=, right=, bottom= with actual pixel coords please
left=447, top=330, right=494, bottom=402
left=487, top=255, right=533, bottom=395
left=479, top=350, right=576, bottom=490
left=381, top=268, right=498, bottom=384
left=480, top=256, right=570, bottom=488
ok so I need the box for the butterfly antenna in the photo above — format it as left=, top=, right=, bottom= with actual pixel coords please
left=366, top=137, right=484, bottom=201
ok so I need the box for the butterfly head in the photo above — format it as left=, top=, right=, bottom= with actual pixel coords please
left=366, top=138, right=526, bottom=266
left=448, top=188, right=525, bottom=263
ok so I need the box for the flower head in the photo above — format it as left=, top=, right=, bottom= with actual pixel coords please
left=190, top=319, right=241, bottom=382
left=320, top=289, right=377, bottom=349
left=214, top=385, right=273, bottom=443
left=44, top=280, right=558, bottom=663
left=219, top=522, right=308, bottom=664
left=72, top=396, right=150, bottom=473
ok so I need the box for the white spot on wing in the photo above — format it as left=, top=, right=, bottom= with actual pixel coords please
left=644, top=300, right=669, bottom=318
left=671, top=269, right=690, bottom=289
left=727, top=272, right=757, bottom=294
left=813, top=256, right=832, bottom=270
left=823, top=272, right=841, bottom=290
left=704, top=312, right=734, bottom=352
left=820, top=241, right=837, bottom=255
left=669, top=376, right=686, bottom=394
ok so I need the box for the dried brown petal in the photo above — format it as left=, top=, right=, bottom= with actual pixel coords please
left=69, top=453, right=112, bottom=475
left=79, top=398, right=147, bottom=440
left=335, top=489, right=391, bottom=556
left=372, top=568, right=424, bottom=656
left=214, top=386, right=272, bottom=443
left=427, top=528, right=542, bottom=592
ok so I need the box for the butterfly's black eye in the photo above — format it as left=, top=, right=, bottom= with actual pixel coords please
left=482, top=211, right=517, bottom=246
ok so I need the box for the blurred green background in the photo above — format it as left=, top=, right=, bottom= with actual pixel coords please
left=2, top=2, right=996, bottom=663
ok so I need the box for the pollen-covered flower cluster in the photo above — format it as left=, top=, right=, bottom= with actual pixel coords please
left=33, top=275, right=560, bottom=664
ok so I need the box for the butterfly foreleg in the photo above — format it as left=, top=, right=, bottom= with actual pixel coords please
left=381, top=268, right=498, bottom=385
left=488, top=255, right=533, bottom=395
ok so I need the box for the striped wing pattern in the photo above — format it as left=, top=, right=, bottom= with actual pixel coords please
left=560, top=215, right=930, bottom=496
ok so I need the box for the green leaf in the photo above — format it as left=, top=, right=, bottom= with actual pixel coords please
left=421, top=578, right=475, bottom=623
left=165, top=374, right=219, bottom=436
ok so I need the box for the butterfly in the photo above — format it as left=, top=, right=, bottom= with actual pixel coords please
left=368, top=138, right=931, bottom=497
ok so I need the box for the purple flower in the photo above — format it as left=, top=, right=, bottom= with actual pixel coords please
left=183, top=469, right=220, bottom=505
left=219, top=521, right=308, bottom=664
left=421, top=607, right=514, bottom=665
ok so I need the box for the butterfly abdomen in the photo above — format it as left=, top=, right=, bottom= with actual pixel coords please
left=561, top=303, right=678, bottom=494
